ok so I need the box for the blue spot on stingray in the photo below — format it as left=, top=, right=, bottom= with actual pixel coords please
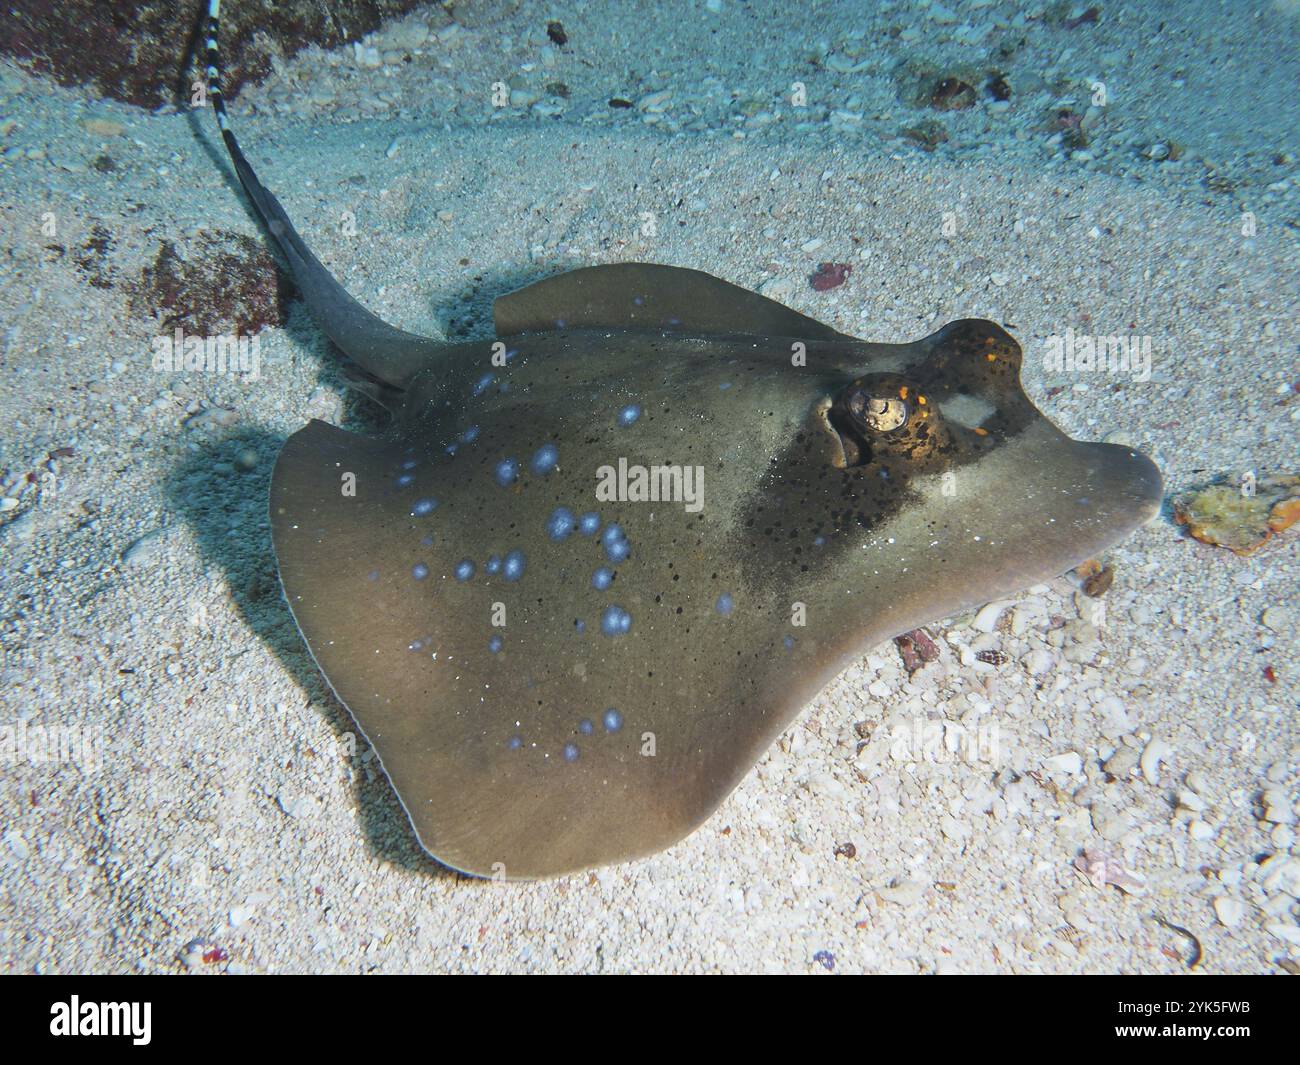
left=504, top=348, right=520, bottom=362
left=420, top=534, right=434, bottom=547
left=617, top=404, right=641, bottom=427
left=716, top=593, right=734, bottom=615
left=719, top=381, right=732, bottom=390
left=600, top=605, right=632, bottom=636
left=563, top=742, right=580, bottom=763
left=411, top=497, right=437, bottom=517
left=400, top=458, right=418, bottom=470
left=485, top=554, right=502, bottom=575
left=574, top=618, right=586, bottom=634
left=396, top=473, right=414, bottom=488
left=494, top=458, right=519, bottom=486
left=462, top=425, right=480, bottom=443
left=547, top=507, right=576, bottom=541
left=531, top=443, right=559, bottom=475
left=813, top=535, right=826, bottom=547
left=783, top=635, right=796, bottom=650
left=445, top=442, right=459, bottom=456
left=455, top=559, right=475, bottom=581
left=507, top=735, right=522, bottom=751
left=578, top=512, right=601, bottom=536
left=591, top=567, right=613, bottom=591
left=601, top=524, right=630, bottom=563
left=503, top=550, right=526, bottom=582
left=578, top=718, right=594, bottom=735
left=472, top=373, right=495, bottom=396
left=603, top=708, right=623, bottom=733
left=632, top=295, right=644, bottom=306
left=412, top=563, right=429, bottom=580
left=488, top=634, right=503, bottom=653
left=498, top=381, right=511, bottom=393
left=366, top=569, right=380, bottom=582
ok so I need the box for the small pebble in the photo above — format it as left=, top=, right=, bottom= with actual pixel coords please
left=972, top=600, right=1012, bottom=633
left=879, top=878, right=927, bottom=906
left=1213, top=896, right=1245, bottom=929
left=1044, top=751, right=1083, bottom=775
left=121, top=529, right=166, bottom=567
left=1024, top=647, right=1054, bottom=676
left=637, top=89, right=673, bottom=113
left=1140, top=736, right=1172, bottom=785
left=1104, top=747, right=1140, bottom=778
left=1265, top=924, right=1300, bottom=946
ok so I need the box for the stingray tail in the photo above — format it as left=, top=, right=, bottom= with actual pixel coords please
left=202, top=0, right=446, bottom=395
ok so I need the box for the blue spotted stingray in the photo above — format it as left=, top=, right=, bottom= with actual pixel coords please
left=203, top=2, right=1162, bottom=879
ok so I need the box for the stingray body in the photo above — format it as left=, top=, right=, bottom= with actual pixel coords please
left=203, top=2, right=1161, bottom=879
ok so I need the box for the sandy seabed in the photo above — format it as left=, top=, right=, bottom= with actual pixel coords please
left=0, top=0, right=1297, bottom=973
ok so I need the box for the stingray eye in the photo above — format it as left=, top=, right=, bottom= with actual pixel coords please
left=827, top=378, right=932, bottom=467
left=852, top=394, right=908, bottom=433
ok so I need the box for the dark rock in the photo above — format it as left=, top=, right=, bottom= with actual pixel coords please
left=129, top=231, right=291, bottom=334
left=2, top=0, right=429, bottom=110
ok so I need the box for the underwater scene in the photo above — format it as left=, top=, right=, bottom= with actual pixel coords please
left=0, top=0, right=1296, bottom=977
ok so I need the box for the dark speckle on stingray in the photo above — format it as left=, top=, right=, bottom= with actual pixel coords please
left=203, top=1, right=1163, bottom=880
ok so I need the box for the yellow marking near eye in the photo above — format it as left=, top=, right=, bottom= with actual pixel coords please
left=974, top=426, right=988, bottom=436
left=917, top=395, right=927, bottom=405
left=899, top=386, right=909, bottom=399
left=986, top=352, right=997, bottom=361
